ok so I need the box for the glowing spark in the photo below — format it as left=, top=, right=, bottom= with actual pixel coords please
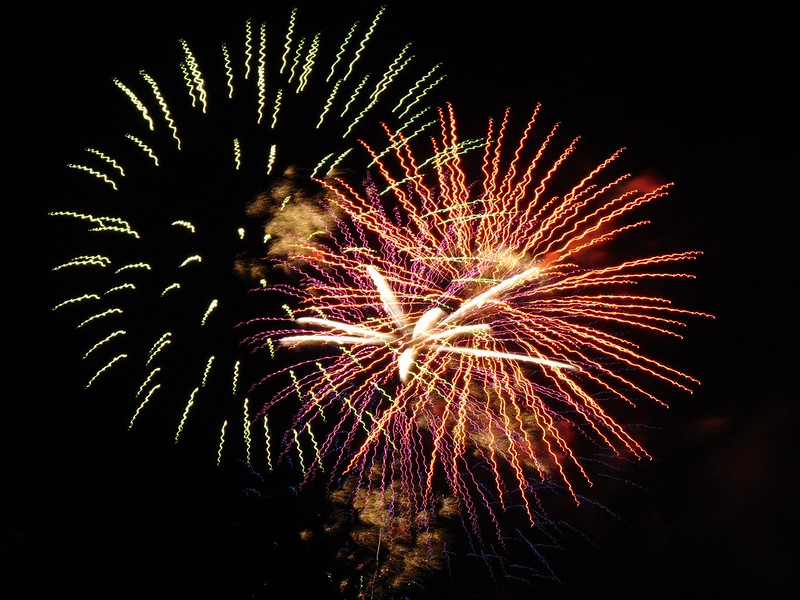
left=140, top=70, right=181, bottom=149
left=243, top=396, right=252, bottom=464
left=77, top=308, right=123, bottom=329
left=52, top=294, right=101, bottom=310
left=115, top=262, right=151, bottom=273
left=312, top=152, right=336, bottom=178
left=222, top=43, right=234, bottom=98
left=180, top=39, right=207, bottom=112
left=327, top=21, right=357, bottom=82
left=306, top=422, right=323, bottom=472
left=217, top=420, right=228, bottom=466
left=84, top=148, right=125, bottom=176
left=175, top=387, right=200, bottom=442
left=125, top=135, right=159, bottom=166
left=340, top=74, right=369, bottom=119
left=244, top=19, right=254, bottom=78
left=263, top=416, right=273, bottom=471
left=180, top=62, right=198, bottom=106
left=49, top=212, right=139, bottom=237
left=171, top=220, right=196, bottom=233
left=86, top=354, right=127, bottom=389
left=257, top=22, right=267, bottom=124
left=201, top=299, right=219, bottom=326
left=293, top=428, right=305, bottom=475
left=266, top=144, right=277, bottom=175
left=370, top=42, right=412, bottom=103
left=234, top=138, right=242, bottom=170
left=105, top=283, right=135, bottom=295
left=66, top=164, right=117, bottom=190
left=201, top=356, right=215, bottom=387
left=297, top=33, right=319, bottom=92
left=129, top=383, right=160, bottom=429
left=113, top=78, right=154, bottom=130
left=318, top=79, right=341, bottom=127
left=270, top=89, right=282, bottom=129
left=147, top=333, right=171, bottom=365
left=280, top=8, right=296, bottom=74
left=288, top=37, right=304, bottom=84
left=394, top=65, right=446, bottom=118
left=136, top=368, right=161, bottom=398
left=281, top=267, right=574, bottom=383
left=324, top=148, right=352, bottom=176
left=232, top=360, right=241, bottom=397
left=179, top=255, right=202, bottom=267
left=82, top=330, right=126, bottom=360
left=342, top=5, right=385, bottom=82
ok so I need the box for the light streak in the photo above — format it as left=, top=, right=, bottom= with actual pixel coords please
left=217, top=420, right=228, bottom=466
left=243, top=396, right=252, bottom=464
left=136, top=368, right=161, bottom=398
left=66, top=164, right=117, bottom=190
left=113, top=78, right=154, bottom=130
left=263, top=415, right=273, bottom=471
left=180, top=39, right=207, bottom=112
left=222, top=43, right=234, bottom=98
left=342, top=5, right=385, bottom=82
left=297, top=34, right=319, bottom=92
left=266, top=144, right=277, bottom=175
left=244, top=19, right=254, bottom=79
left=82, top=330, right=126, bottom=360
left=256, top=22, right=267, bottom=124
left=140, top=71, right=181, bottom=149
left=201, top=356, right=215, bottom=387
left=200, top=300, right=218, bottom=326
left=84, top=148, right=125, bottom=176
left=175, top=387, right=200, bottom=442
left=327, top=20, right=357, bottom=82
left=147, top=333, right=171, bottom=365
left=179, top=255, right=202, bottom=267
left=171, top=220, right=196, bottom=233
left=125, top=135, right=158, bottom=166
left=115, top=262, right=151, bottom=273
left=105, top=284, right=135, bottom=295
left=280, top=8, right=295, bottom=74
left=267, top=89, right=281, bottom=130
left=52, top=294, right=102, bottom=310
left=234, top=138, right=242, bottom=170
left=86, top=353, right=127, bottom=389
left=77, top=308, right=123, bottom=329
left=129, top=383, right=160, bottom=429
left=394, top=66, right=446, bottom=119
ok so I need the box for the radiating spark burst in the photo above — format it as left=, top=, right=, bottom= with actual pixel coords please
left=248, top=102, right=711, bottom=544
left=49, top=5, right=448, bottom=467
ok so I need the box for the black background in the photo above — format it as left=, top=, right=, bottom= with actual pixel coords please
left=10, top=1, right=798, bottom=598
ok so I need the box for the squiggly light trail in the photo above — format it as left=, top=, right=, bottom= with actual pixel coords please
left=249, top=103, right=711, bottom=540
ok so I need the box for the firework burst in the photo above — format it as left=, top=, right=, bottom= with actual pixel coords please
left=48, top=5, right=447, bottom=464
left=248, top=102, right=712, bottom=546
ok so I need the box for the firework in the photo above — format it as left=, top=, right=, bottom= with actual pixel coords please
left=48, top=5, right=447, bottom=464
left=45, top=6, right=712, bottom=596
left=247, top=102, right=712, bottom=547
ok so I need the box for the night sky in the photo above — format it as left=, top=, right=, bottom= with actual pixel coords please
left=11, top=2, right=797, bottom=598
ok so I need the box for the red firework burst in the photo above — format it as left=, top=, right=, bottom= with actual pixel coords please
left=247, top=102, right=711, bottom=541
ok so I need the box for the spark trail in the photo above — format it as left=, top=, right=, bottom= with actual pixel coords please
left=248, top=102, right=712, bottom=543
left=49, top=5, right=448, bottom=466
